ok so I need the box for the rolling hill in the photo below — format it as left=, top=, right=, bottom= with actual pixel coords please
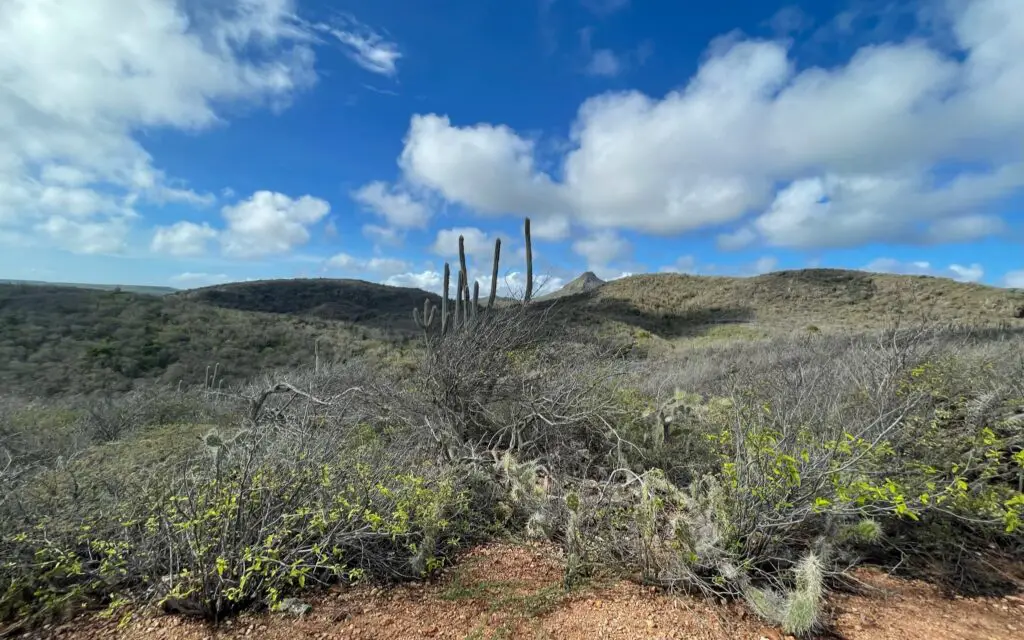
left=0, top=279, right=178, bottom=296
left=0, top=283, right=414, bottom=398
left=541, top=268, right=1024, bottom=339
left=179, top=277, right=440, bottom=334
left=2, top=270, right=1022, bottom=398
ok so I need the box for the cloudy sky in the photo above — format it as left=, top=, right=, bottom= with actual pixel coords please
left=1, top=0, right=1022, bottom=294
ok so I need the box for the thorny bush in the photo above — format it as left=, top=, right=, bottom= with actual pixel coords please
left=2, top=312, right=1023, bottom=637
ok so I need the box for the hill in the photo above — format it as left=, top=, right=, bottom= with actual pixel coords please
left=538, top=271, right=606, bottom=300
left=0, top=279, right=178, bottom=296
left=179, top=277, right=439, bottom=334
left=0, top=284, right=410, bottom=398
left=544, top=268, right=1024, bottom=340
left=2, top=270, right=1022, bottom=398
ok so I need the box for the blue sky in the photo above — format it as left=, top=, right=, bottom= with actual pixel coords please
left=1, top=0, right=1022, bottom=294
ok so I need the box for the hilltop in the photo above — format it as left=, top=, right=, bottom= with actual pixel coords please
left=538, top=271, right=606, bottom=300
left=179, top=278, right=439, bottom=334
left=546, top=269, right=1024, bottom=338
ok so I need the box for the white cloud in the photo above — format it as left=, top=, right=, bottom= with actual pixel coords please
left=399, top=114, right=568, bottom=220
left=169, top=272, right=230, bottom=287
left=36, top=216, right=130, bottom=255
left=384, top=270, right=443, bottom=292
left=351, top=181, right=430, bottom=228
left=717, top=226, right=757, bottom=250
left=863, top=258, right=985, bottom=283
left=948, top=263, right=985, bottom=282
left=318, top=17, right=401, bottom=76
left=0, top=0, right=317, bottom=250
left=151, top=221, right=218, bottom=257
left=752, top=255, right=779, bottom=275
left=383, top=0, right=1024, bottom=248
left=1003, top=270, right=1024, bottom=288
left=754, top=168, right=1024, bottom=248
left=326, top=253, right=409, bottom=274
left=922, top=214, right=1007, bottom=244
left=431, top=227, right=498, bottom=261
left=382, top=266, right=565, bottom=299
left=530, top=216, right=572, bottom=241
left=220, top=191, right=330, bottom=258
left=362, top=223, right=404, bottom=247
left=572, top=230, right=631, bottom=269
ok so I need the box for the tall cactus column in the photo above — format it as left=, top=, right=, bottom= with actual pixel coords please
left=524, top=217, right=533, bottom=304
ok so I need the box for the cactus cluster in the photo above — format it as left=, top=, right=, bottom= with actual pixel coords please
left=413, top=216, right=533, bottom=336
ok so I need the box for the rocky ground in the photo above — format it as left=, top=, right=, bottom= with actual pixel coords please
left=18, top=543, right=1024, bottom=640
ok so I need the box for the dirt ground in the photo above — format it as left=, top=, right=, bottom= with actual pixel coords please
left=15, top=542, right=1024, bottom=640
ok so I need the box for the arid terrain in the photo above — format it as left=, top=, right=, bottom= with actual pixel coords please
left=23, top=543, right=1024, bottom=640
left=2, top=270, right=1024, bottom=639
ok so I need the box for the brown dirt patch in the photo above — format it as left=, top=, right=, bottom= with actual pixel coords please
left=17, top=543, right=1024, bottom=640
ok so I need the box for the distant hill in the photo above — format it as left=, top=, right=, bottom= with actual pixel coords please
left=539, top=271, right=606, bottom=300
left=0, top=284, right=409, bottom=398
left=179, top=278, right=440, bottom=335
left=545, top=269, right=1024, bottom=339
left=0, top=279, right=178, bottom=296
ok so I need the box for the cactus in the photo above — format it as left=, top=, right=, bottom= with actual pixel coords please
left=413, top=298, right=436, bottom=333
left=458, top=234, right=470, bottom=309
left=454, top=269, right=464, bottom=331
left=442, top=263, right=450, bottom=335
left=489, top=237, right=501, bottom=308
left=411, top=216, right=534, bottom=337
left=742, top=548, right=825, bottom=637
left=524, top=217, right=533, bottom=303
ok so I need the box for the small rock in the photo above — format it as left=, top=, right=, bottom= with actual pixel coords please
left=279, top=597, right=312, bottom=617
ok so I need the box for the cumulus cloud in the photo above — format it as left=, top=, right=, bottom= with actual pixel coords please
left=572, top=230, right=631, bottom=270
left=399, top=114, right=569, bottom=224
left=220, top=191, right=330, bottom=258
left=351, top=181, right=430, bottom=228
left=1004, top=270, right=1024, bottom=288
left=862, top=258, right=985, bottom=283
left=381, top=0, right=1024, bottom=248
left=717, top=226, right=757, bottom=251
left=151, top=221, right=218, bottom=257
left=362, top=223, right=404, bottom=247
left=0, top=0, right=317, bottom=250
left=383, top=268, right=565, bottom=299
left=384, top=270, right=443, bottom=292
left=37, top=217, right=130, bottom=255
left=431, top=227, right=499, bottom=261
left=325, top=253, right=409, bottom=274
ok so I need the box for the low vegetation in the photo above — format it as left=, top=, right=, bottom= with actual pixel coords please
left=0, top=284, right=412, bottom=397
left=2, top=227, right=1023, bottom=636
